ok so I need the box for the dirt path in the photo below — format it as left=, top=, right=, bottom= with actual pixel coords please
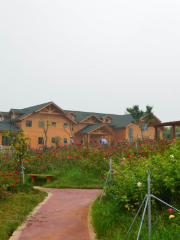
left=11, top=188, right=101, bottom=240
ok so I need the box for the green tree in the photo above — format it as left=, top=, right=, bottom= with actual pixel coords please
left=3, top=130, right=29, bottom=184
left=126, top=105, right=154, bottom=140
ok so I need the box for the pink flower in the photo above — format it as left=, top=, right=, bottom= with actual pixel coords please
left=168, top=208, right=173, bottom=214
left=113, top=171, right=116, bottom=174
left=154, top=168, right=158, bottom=170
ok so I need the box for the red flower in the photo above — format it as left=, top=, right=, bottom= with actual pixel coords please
left=102, top=176, right=104, bottom=179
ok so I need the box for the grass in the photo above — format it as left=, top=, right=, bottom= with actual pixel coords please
left=26, top=166, right=104, bottom=189
left=0, top=185, right=47, bottom=240
left=91, top=196, right=180, bottom=240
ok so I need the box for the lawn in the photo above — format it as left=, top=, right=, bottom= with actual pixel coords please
left=1, top=138, right=180, bottom=240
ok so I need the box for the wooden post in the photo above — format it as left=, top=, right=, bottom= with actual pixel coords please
left=87, top=133, right=90, bottom=143
left=172, top=125, right=175, bottom=138
left=155, top=127, right=157, bottom=140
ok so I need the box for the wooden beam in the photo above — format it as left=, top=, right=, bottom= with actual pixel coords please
left=88, top=133, right=90, bottom=143
left=172, top=126, right=175, bottom=138
left=38, top=112, right=63, bottom=115
left=155, top=127, right=157, bottom=140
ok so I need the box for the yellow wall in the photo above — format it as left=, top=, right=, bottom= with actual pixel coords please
left=20, top=113, right=74, bottom=147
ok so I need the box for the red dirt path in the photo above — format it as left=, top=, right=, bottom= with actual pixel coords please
left=15, top=188, right=101, bottom=240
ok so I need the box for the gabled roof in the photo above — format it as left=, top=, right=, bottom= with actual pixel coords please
left=76, top=123, right=114, bottom=135
left=0, top=112, right=9, bottom=116
left=11, top=102, right=52, bottom=121
left=79, top=114, right=103, bottom=124
left=0, top=122, right=21, bottom=132
left=5, top=102, right=76, bottom=124
left=102, top=115, right=113, bottom=120
left=65, top=110, right=135, bottom=128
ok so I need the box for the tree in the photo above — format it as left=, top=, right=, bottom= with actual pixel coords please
left=126, top=105, right=154, bottom=140
left=3, top=130, right=29, bottom=184
left=38, top=114, right=51, bottom=147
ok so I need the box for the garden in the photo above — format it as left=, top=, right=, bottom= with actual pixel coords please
left=0, top=131, right=180, bottom=240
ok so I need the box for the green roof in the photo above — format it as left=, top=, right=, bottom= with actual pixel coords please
left=0, top=112, right=9, bottom=116
left=65, top=110, right=134, bottom=128
left=76, top=124, right=104, bottom=134
left=1, top=102, right=137, bottom=128
left=0, top=122, right=21, bottom=131
left=10, top=102, right=52, bottom=121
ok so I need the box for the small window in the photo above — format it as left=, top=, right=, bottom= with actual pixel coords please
left=26, top=120, right=32, bottom=127
left=149, top=135, right=152, bottom=139
left=39, top=121, right=44, bottom=128
left=52, top=122, right=56, bottom=127
left=142, top=123, right=148, bottom=131
left=52, top=138, right=55, bottom=143
left=38, top=137, right=44, bottom=144
left=105, top=118, right=109, bottom=123
left=64, top=138, right=67, bottom=144
left=64, top=123, right=68, bottom=128
left=129, top=128, right=133, bottom=140
left=2, top=136, right=10, bottom=146
left=69, top=115, right=72, bottom=119
left=137, top=135, right=141, bottom=139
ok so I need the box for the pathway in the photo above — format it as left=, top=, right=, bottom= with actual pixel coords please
left=10, top=188, right=101, bottom=240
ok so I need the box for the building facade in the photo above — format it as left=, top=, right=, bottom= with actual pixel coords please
left=0, top=102, right=164, bottom=149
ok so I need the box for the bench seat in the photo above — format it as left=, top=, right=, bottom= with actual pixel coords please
left=26, top=174, right=55, bottom=182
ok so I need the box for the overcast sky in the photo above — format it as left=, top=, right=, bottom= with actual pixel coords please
left=0, top=0, right=180, bottom=122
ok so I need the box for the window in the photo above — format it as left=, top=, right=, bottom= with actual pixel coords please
left=26, top=120, right=32, bottom=127
left=105, top=118, right=109, bottom=123
left=64, top=138, right=67, bottom=144
left=52, top=138, right=55, bottom=143
left=149, top=135, right=152, bottom=139
left=2, top=136, right=10, bottom=146
left=38, top=137, right=44, bottom=144
left=64, top=123, right=68, bottom=128
left=142, top=123, right=148, bottom=131
left=39, top=121, right=44, bottom=128
left=69, top=115, right=72, bottom=119
left=52, top=122, right=56, bottom=127
left=129, top=128, right=133, bottom=140
left=137, top=135, right=141, bottom=139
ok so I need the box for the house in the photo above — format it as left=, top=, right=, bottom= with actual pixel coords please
left=0, top=102, right=164, bottom=149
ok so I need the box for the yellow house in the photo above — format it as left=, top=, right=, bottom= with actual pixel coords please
left=0, top=102, right=164, bottom=149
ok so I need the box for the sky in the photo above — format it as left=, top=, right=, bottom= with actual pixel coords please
left=0, top=0, right=180, bottom=122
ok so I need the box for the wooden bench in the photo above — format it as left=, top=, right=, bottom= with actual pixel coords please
left=26, top=174, right=55, bottom=182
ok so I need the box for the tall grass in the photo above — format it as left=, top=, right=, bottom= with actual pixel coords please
left=0, top=185, right=47, bottom=240
left=91, top=196, right=180, bottom=240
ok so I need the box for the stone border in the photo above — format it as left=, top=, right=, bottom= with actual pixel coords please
left=9, top=187, right=52, bottom=240
left=88, top=203, right=97, bottom=240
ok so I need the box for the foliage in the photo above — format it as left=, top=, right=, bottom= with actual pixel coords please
left=0, top=186, right=47, bottom=240
left=163, top=126, right=180, bottom=139
left=92, top=196, right=180, bottom=240
left=105, top=139, right=180, bottom=213
left=3, top=131, right=29, bottom=184
left=126, top=105, right=154, bottom=140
